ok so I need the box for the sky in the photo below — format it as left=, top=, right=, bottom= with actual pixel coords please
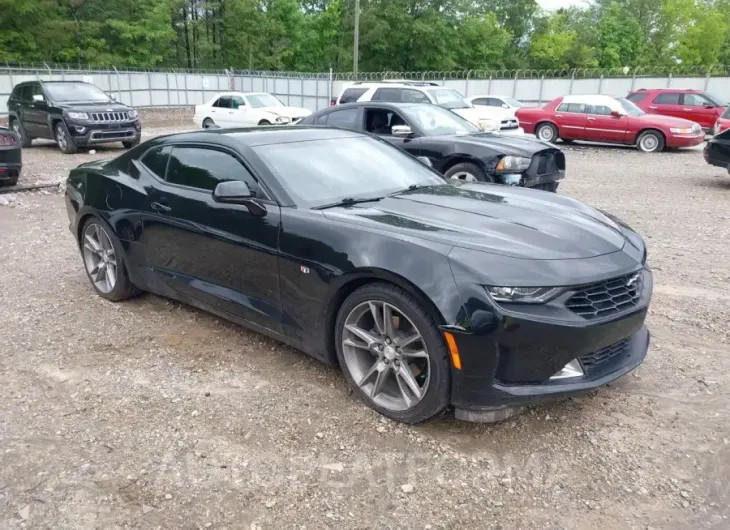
left=537, top=0, right=588, bottom=10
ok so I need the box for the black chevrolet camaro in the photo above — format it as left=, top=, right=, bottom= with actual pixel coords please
left=65, top=127, right=652, bottom=424
left=299, top=102, right=565, bottom=191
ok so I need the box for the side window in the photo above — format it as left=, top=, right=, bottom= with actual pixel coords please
left=214, top=97, right=231, bottom=108
left=141, top=146, right=172, bottom=180
left=557, top=103, right=586, bottom=113
left=626, top=93, right=647, bottom=103
left=339, top=88, right=368, bottom=104
left=401, top=89, right=429, bottom=103
left=372, top=88, right=402, bottom=102
left=486, top=98, right=502, bottom=107
left=315, top=114, right=328, bottom=125
left=325, top=108, right=359, bottom=128
left=29, top=84, right=45, bottom=102
left=472, top=98, right=488, bottom=106
left=684, top=93, right=713, bottom=106
left=166, top=147, right=260, bottom=196
left=365, top=108, right=407, bottom=135
left=11, top=85, right=26, bottom=100
left=654, top=93, right=680, bottom=105
left=231, top=96, right=246, bottom=109
left=589, top=105, right=612, bottom=116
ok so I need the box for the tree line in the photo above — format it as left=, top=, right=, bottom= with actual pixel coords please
left=1, top=0, right=730, bottom=72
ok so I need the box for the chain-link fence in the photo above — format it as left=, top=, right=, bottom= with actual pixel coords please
left=3, top=63, right=730, bottom=117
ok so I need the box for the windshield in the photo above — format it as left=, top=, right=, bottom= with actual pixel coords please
left=504, top=97, right=523, bottom=107
left=44, top=82, right=110, bottom=103
left=401, top=105, right=480, bottom=136
left=247, top=94, right=284, bottom=108
left=427, top=88, right=470, bottom=109
left=618, top=98, right=644, bottom=117
left=253, top=136, right=446, bottom=208
left=707, top=93, right=728, bottom=107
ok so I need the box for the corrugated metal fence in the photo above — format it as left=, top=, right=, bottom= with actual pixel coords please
left=3, top=65, right=730, bottom=116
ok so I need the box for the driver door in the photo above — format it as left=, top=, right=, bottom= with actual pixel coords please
left=140, top=143, right=283, bottom=332
left=363, top=106, right=421, bottom=157
left=584, top=104, right=629, bottom=143
left=228, top=95, right=254, bottom=126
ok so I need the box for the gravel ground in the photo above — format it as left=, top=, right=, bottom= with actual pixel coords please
left=1, top=119, right=730, bottom=529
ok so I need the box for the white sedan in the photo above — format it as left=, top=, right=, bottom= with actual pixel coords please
left=193, top=92, right=312, bottom=129
left=467, top=95, right=524, bottom=119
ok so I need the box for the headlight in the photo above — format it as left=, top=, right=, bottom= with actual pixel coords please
left=486, top=286, right=564, bottom=304
left=669, top=127, right=694, bottom=134
left=495, top=155, right=531, bottom=174
left=66, top=111, right=89, bottom=120
left=128, top=109, right=138, bottom=119
left=477, top=119, right=499, bottom=131
left=275, top=116, right=291, bottom=124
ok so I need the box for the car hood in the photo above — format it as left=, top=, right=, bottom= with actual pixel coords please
left=259, top=106, right=312, bottom=119
left=464, top=105, right=514, bottom=121
left=434, top=132, right=554, bottom=157
left=56, top=102, right=132, bottom=112
left=322, top=184, right=626, bottom=260
left=634, top=113, right=699, bottom=128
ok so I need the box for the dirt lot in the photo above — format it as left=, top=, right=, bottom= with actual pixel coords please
left=1, top=120, right=729, bottom=529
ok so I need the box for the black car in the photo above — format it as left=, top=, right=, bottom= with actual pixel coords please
left=299, top=102, right=565, bottom=191
left=0, top=127, right=21, bottom=187
left=65, top=127, right=651, bottom=424
left=8, top=81, right=142, bottom=154
left=704, top=127, right=730, bottom=173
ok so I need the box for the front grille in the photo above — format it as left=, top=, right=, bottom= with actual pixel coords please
left=500, top=119, right=519, bottom=130
left=90, top=111, right=130, bottom=123
left=579, top=338, right=631, bottom=369
left=536, top=153, right=558, bottom=175
left=566, top=272, right=643, bottom=320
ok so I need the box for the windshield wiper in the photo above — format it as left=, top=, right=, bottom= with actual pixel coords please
left=313, top=196, right=385, bottom=210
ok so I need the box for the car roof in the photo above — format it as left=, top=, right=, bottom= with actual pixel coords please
left=344, top=81, right=441, bottom=89
left=561, top=94, right=620, bottom=105
left=159, top=126, right=365, bottom=147
left=631, top=88, right=703, bottom=93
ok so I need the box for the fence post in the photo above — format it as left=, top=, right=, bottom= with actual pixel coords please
left=538, top=76, right=544, bottom=106
left=114, top=67, right=121, bottom=102
left=512, top=71, right=518, bottom=98
left=183, top=73, right=189, bottom=107
left=487, top=74, right=492, bottom=94
left=568, top=69, right=575, bottom=95
left=107, top=70, right=113, bottom=97
left=128, top=71, right=133, bottom=107
left=465, top=70, right=471, bottom=96
left=303, top=77, right=307, bottom=109
left=667, top=73, right=672, bottom=88
left=598, top=74, right=604, bottom=94
left=630, top=74, right=636, bottom=91
left=328, top=68, right=333, bottom=104
left=165, top=70, right=171, bottom=107
left=148, top=71, right=153, bottom=107
left=704, top=70, right=711, bottom=91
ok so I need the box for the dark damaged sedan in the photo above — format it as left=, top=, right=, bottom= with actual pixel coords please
left=299, top=102, right=565, bottom=191
left=65, top=127, right=651, bottom=424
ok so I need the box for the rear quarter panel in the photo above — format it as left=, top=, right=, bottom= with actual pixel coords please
left=515, top=104, right=557, bottom=134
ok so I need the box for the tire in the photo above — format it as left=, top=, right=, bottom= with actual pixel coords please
left=202, top=118, right=215, bottom=129
left=10, top=119, right=32, bottom=148
left=444, top=162, right=493, bottom=183
left=79, top=216, right=140, bottom=302
left=535, top=122, right=558, bottom=143
left=122, top=138, right=140, bottom=149
left=55, top=121, right=78, bottom=154
left=636, top=130, right=665, bottom=153
left=335, top=282, right=451, bottom=424
left=258, top=120, right=272, bottom=126
left=561, top=138, right=574, bottom=145
left=2, top=177, right=18, bottom=188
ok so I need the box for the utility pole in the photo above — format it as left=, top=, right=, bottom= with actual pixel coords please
left=353, top=0, right=360, bottom=75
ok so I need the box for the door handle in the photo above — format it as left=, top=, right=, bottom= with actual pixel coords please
left=555, top=114, right=563, bottom=118
left=683, top=108, right=692, bottom=111
left=648, top=106, right=657, bottom=110
left=151, top=201, right=171, bottom=213
left=587, top=117, right=596, bottom=121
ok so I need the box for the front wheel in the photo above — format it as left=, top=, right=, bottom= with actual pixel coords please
left=335, top=283, right=451, bottom=424
left=444, top=162, right=493, bottom=183
left=258, top=120, right=272, bottom=126
left=80, top=217, right=140, bottom=302
left=55, top=122, right=77, bottom=154
left=122, top=138, right=140, bottom=149
left=636, top=130, right=665, bottom=153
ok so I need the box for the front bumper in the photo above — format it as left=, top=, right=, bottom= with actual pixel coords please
left=447, top=268, right=652, bottom=416
left=497, top=127, right=525, bottom=136
left=65, top=119, right=142, bottom=146
left=665, top=133, right=705, bottom=148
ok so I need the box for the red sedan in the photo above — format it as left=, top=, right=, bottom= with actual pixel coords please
left=516, top=95, right=705, bottom=153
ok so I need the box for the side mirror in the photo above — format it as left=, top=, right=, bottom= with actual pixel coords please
left=32, top=94, right=44, bottom=102
left=502, top=103, right=509, bottom=109
left=391, top=125, right=413, bottom=137
left=416, top=156, right=433, bottom=167
left=107, top=93, right=117, bottom=101
left=213, top=181, right=266, bottom=216
left=611, top=110, right=623, bottom=118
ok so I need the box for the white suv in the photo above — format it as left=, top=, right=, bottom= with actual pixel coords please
left=335, top=81, right=523, bottom=135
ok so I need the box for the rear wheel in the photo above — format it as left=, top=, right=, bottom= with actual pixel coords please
left=636, top=130, right=665, bottom=153
left=202, top=118, right=215, bottom=129
left=258, top=120, right=272, bottom=126
left=335, top=283, right=451, bottom=424
left=55, top=121, right=77, bottom=154
left=10, top=119, right=32, bottom=148
left=536, top=122, right=558, bottom=143
left=444, top=162, right=493, bottom=183
left=80, top=217, right=139, bottom=302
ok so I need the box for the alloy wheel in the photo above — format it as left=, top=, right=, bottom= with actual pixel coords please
left=537, top=125, right=554, bottom=142
left=56, top=124, right=68, bottom=151
left=449, top=171, right=477, bottom=182
left=341, top=300, right=430, bottom=411
left=82, top=223, right=117, bottom=294
left=12, top=122, right=22, bottom=143
left=639, top=134, right=658, bottom=152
